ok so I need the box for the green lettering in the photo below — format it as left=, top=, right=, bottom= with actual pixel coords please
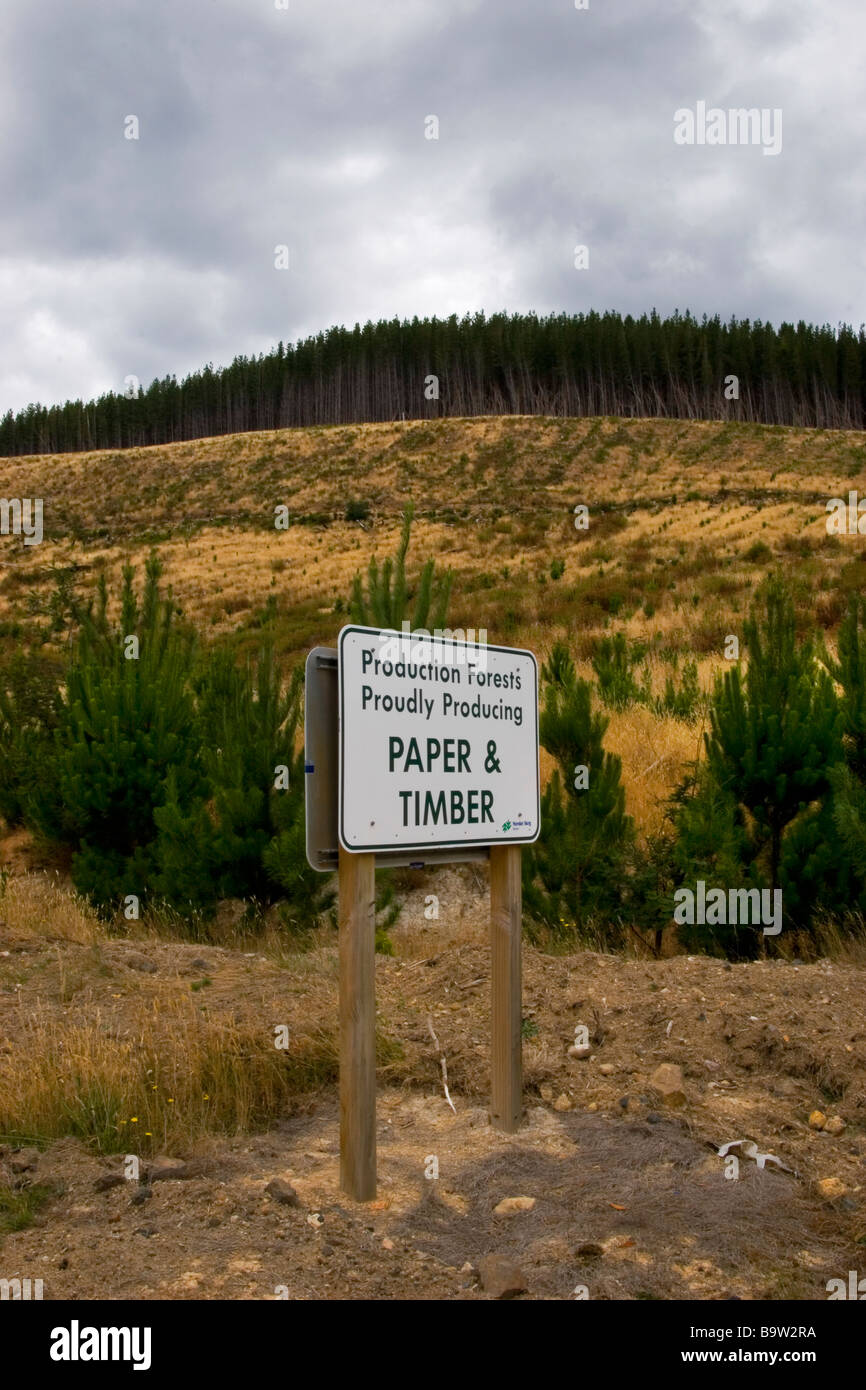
left=424, top=790, right=447, bottom=824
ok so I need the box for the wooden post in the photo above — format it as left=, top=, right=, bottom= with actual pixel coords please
left=489, top=844, right=523, bottom=1132
left=338, top=847, right=377, bottom=1200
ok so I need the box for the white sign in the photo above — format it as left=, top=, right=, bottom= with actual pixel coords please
left=338, top=625, right=540, bottom=852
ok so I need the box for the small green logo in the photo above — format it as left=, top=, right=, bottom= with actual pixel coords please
left=502, top=820, right=512, bottom=831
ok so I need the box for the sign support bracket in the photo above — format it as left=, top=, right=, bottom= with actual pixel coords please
left=489, top=844, right=523, bottom=1132
left=338, top=845, right=377, bottom=1201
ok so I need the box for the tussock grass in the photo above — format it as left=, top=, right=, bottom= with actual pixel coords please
left=778, top=912, right=866, bottom=967
left=0, top=873, right=100, bottom=945
left=0, top=996, right=401, bottom=1156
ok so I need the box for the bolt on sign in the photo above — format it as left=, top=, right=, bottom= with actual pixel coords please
left=338, top=625, right=540, bottom=852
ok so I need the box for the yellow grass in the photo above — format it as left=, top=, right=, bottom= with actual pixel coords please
left=1, top=874, right=100, bottom=945
left=604, top=706, right=705, bottom=837
left=0, top=873, right=408, bottom=1155
left=0, top=998, right=339, bottom=1155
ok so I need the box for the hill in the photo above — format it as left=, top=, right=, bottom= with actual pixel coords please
left=2, top=413, right=865, bottom=837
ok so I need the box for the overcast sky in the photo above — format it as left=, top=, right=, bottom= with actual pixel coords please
left=1, top=0, right=863, bottom=414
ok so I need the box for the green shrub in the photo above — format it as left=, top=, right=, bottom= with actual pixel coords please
left=13, top=557, right=332, bottom=933
left=30, top=555, right=206, bottom=909
left=828, top=595, right=866, bottom=782
left=0, top=649, right=63, bottom=825
left=825, top=597, right=866, bottom=902
left=655, top=658, right=701, bottom=720
left=540, top=640, right=575, bottom=691
left=372, top=871, right=401, bottom=954
left=155, top=646, right=332, bottom=929
left=591, top=632, right=649, bottom=709
left=743, top=540, right=772, bottom=564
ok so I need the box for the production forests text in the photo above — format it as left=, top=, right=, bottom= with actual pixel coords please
left=358, top=646, right=525, bottom=725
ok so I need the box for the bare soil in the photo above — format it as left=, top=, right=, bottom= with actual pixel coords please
left=2, top=872, right=864, bottom=1300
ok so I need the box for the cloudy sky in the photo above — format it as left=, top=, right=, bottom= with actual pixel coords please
left=1, top=0, right=862, bottom=414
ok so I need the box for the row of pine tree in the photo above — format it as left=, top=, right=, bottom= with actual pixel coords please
left=3, top=308, right=866, bottom=456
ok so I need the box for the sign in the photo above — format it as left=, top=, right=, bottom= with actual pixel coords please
left=338, top=625, right=539, bottom=853
left=307, top=630, right=534, bottom=1199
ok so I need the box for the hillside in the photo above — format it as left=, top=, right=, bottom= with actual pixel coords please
left=3, top=413, right=859, bottom=639
left=2, top=413, right=864, bottom=837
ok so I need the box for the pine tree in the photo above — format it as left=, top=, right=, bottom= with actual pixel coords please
left=523, top=659, right=633, bottom=944
left=5, top=310, right=866, bottom=455
left=674, top=575, right=844, bottom=948
left=705, top=577, right=841, bottom=891
left=32, top=555, right=205, bottom=909
left=348, top=502, right=452, bottom=630
left=0, top=649, right=63, bottom=826
left=155, top=646, right=333, bottom=929
left=669, top=765, right=755, bottom=957
left=824, top=597, right=866, bottom=901
left=828, top=595, right=866, bottom=780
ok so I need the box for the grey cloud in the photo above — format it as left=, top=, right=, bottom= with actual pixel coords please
left=0, top=0, right=862, bottom=413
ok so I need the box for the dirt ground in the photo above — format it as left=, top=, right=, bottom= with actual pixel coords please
left=0, top=1091, right=857, bottom=1302
left=1, top=869, right=864, bottom=1301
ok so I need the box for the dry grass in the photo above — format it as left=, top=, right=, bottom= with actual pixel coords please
left=0, top=878, right=399, bottom=1156
left=0, top=998, right=341, bottom=1155
left=0, top=873, right=101, bottom=945
left=779, top=913, right=866, bottom=968
left=604, top=706, right=705, bottom=837
left=2, top=416, right=863, bottom=655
